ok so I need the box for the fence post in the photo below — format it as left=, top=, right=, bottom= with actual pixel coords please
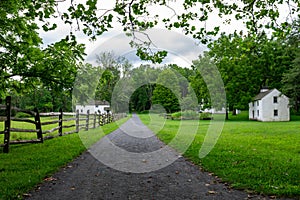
left=3, top=96, right=11, bottom=153
left=34, top=108, right=43, bottom=143
left=100, top=113, right=103, bottom=126
left=86, top=110, right=89, bottom=131
left=93, top=112, right=96, bottom=129
left=103, top=113, right=107, bottom=125
left=98, top=111, right=101, bottom=127
left=76, top=110, right=79, bottom=133
left=109, top=113, right=113, bottom=123
left=59, top=108, right=63, bottom=136
left=112, top=113, right=114, bottom=122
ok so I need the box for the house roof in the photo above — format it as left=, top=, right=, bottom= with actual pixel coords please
left=253, top=89, right=275, bottom=100
left=94, top=100, right=110, bottom=105
left=76, top=100, right=110, bottom=106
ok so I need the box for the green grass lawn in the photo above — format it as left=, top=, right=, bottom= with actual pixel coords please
left=0, top=116, right=130, bottom=200
left=0, top=115, right=94, bottom=142
left=139, top=112, right=300, bottom=198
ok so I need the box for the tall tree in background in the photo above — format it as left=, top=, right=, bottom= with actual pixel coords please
left=169, top=64, right=195, bottom=98
left=190, top=53, right=213, bottom=110
left=191, top=52, right=227, bottom=116
left=152, top=69, right=181, bottom=113
left=209, top=33, right=259, bottom=114
left=95, top=52, right=133, bottom=103
left=73, top=62, right=101, bottom=106
left=281, top=18, right=300, bottom=112
left=208, top=32, right=293, bottom=115
left=129, top=64, right=161, bottom=112
left=130, top=85, right=152, bottom=112
left=282, top=51, right=300, bottom=112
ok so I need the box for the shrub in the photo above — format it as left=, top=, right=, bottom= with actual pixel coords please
left=200, top=112, right=213, bottom=120
left=171, top=110, right=199, bottom=120
left=182, top=110, right=198, bottom=120
left=171, top=112, right=181, bottom=119
left=139, top=110, right=149, bottom=114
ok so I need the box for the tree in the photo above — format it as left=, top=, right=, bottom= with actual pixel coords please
left=95, top=52, right=133, bottom=103
left=72, top=62, right=102, bottom=106
left=208, top=34, right=257, bottom=114
left=2, top=0, right=297, bottom=73
left=282, top=51, right=300, bottom=112
left=62, top=0, right=299, bottom=43
left=128, top=64, right=161, bottom=112
left=152, top=69, right=180, bottom=113
left=96, top=69, right=119, bottom=103
left=169, top=64, right=195, bottom=98
left=0, top=1, right=85, bottom=98
left=191, top=52, right=226, bottom=115
left=207, top=32, right=292, bottom=116
left=281, top=18, right=300, bottom=112
left=181, top=84, right=198, bottom=111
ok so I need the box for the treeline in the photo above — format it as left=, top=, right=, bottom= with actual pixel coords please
left=2, top=29, right=300, bottom=115
left=142, top=27, right=300, bottom=114
left=5, top=28, right=300, bottom=115
left=1, top=0, right=300, bottom=117
left=95, top=25, right=300, bottom=115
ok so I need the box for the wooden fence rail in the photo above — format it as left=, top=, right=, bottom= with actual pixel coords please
left=0, top=96, right=126, bottom=153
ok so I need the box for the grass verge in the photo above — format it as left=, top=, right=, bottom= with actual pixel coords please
left=138, top=113, right=300, bottom=198
left=0, top=116, right=130, bottom=200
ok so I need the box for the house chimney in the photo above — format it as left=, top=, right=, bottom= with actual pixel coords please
left=260, top=86, right=269, bottom=93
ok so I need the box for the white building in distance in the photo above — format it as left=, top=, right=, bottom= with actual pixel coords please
left=75, top=100, right=110, bottom=114
left=249, top=88, right=290, bottom=122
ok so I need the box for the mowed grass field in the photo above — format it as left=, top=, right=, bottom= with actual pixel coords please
left=139, top=112, right=300, bottom=198
left=0, top=116, right=130, bottom=200
left=0, top=116, right=77, bottom=142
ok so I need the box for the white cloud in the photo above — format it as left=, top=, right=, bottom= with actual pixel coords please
left=85, top=28, right=207, bottom=68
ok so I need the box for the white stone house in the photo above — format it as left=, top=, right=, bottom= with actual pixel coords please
left=249, top=88, right=290, bottom=121
left=75, top=100, right=110, bottom=114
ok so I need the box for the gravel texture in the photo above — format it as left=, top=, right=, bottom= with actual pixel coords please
left=27, top=114, right=293, bottom=200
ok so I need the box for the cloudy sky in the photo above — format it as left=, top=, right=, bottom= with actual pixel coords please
left=39, top=0, right=291, bottom=68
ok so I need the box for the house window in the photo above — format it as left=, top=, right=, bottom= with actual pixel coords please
left=95, top=105, right=99, bottom=108
left=273, top=96, right=278, bottom=103
left=81, top=109, right=83, bottom=113
left=252, top=102, right=254, bottom=107
left=274, top=109, right=278, bottom=117
left=257, top=110, right=259, bottom=117
left=257, top=101, right=259, bottom=106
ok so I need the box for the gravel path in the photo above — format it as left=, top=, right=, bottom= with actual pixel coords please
left=27, top=114, right=293, bottom=200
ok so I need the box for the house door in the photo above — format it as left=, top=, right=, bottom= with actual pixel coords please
left=252, top=110, right=254, bottom=118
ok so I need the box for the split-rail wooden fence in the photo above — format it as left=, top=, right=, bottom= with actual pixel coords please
left=0, top=96, right=126, bottom=153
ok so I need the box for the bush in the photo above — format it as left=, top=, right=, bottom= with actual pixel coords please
left=171, top=112, right=181, bottom=119
left=171, top=110, right=199, bottom=120
left=182, top=110, right=198, bottom=119
left=138, top=110, right=149, bottom=114
left=200, top=112, right=213, bottom=120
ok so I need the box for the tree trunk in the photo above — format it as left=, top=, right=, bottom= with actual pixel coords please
left=232, top=109, right=237, bottom=115
left=225, top=108, right=229, bottom=120
left=296, top=97, right=299, bottom=113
